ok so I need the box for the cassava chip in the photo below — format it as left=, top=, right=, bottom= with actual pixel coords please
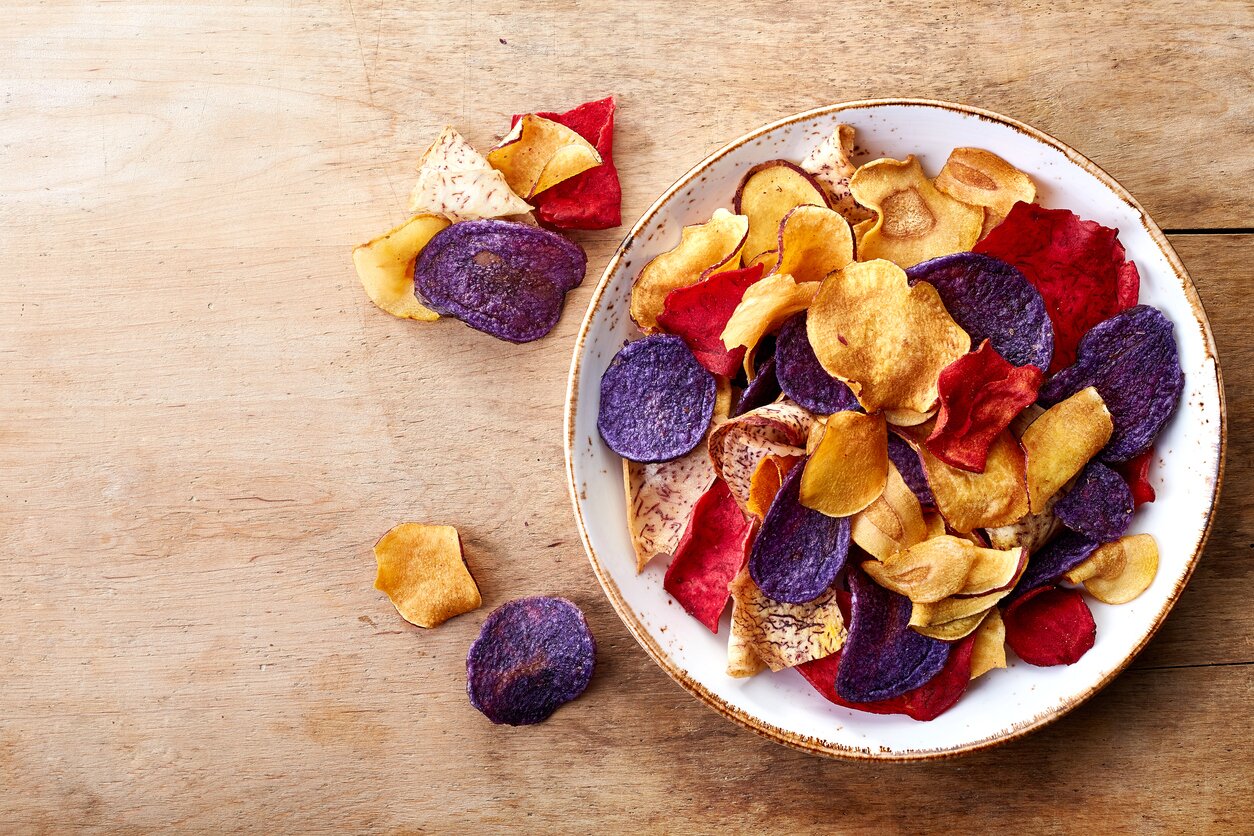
left=657, top=263, right=764, bottom=376
left=353, top=214, right=450, bottom=321
left=1022, top=386, right=1114, bottom=512
left=733, top=356, right=781, bottom=417
left=598, top=335, right=717, bottom=463
left=733, top=160, right=830, bottom=270
left=771, top=204, right=855, bottom=284
left=407, top=126, right=534, bottom=222
left=933, top=148, right=1037, bottom=237
left=749, top=461, right=851, bottom=604
left=747, top=453, right=802, bottom=519
left=414, top=219, right=585, bottom=342
left=800, top=124, right=874, bottom=223
left=663, top=478, right=755, bottom=632
left=807, top=259, right=970, bottom=413
left=488, top=114, right=602, bottom=198
left=1075, top=533, right=1159, bottom=604
left=849, top=156, right=983, bottom=268
left=728, top=569, right=847, bottom=671
left=973, top=202, right=1140, bottom=372
left=1003, top=585, right=1095, bottom=667
left=850, top=462, right=927, bottom=561
left=799, top=410, right=889, bottom=518
left=1008, top=529, right=1099, bottom=602
left=1120, top=450, right=1157, bottom=506
left=631, top=208, right=749, bottom=332
left=721, top=273, right=819, bottom=369
left=888, top=432, right=935, bottom=510
left=925, top=340, right=1044, bottom=473
left=709, top=400, right=813, bottom=511
left=905, top=252, right=1053, bottom=369
left=902, top=425, right=1030, bottom=532
left=1038, top=305, right=1184, bottom=463
left=968, top=608, right=1007, bottom=679
left=775, top=313, right=860, bottom=414
left=1054, top=461, right=1134, bottom=543
left=466, top=596, right=595, bottom=725
left=512, top=97, right=620, bottom=230
left=373, top=523, right=481, bottom=628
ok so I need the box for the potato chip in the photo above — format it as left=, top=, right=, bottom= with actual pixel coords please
left=933, top=147, right=1037, bottom=237
left=487, top=114, right=602, bottom=199
left=912, top=610, right=987, bottom=641
left=774, top=313, right=860, bottom=415
left=1010, top=529, right=1100, bottom=602
left=799, top=410, right=889, bottom=518
left=1077, top=533, right=1159, bottom=604
left=968, top=608, right=1007, bottom=679
left=1054, top=461, right=1134, bottom=543
left=901, top=424, right=1030, bottom=533
left=850, top=462, right=927, bottom=560
left=352, top=214, right=450, bottom=321
left=861, top=536, right=976, bottom=604
left=732, top=356, right=782, bottom=417
left=708, top=400, right=813, bottom=512
left=630, top=208, right=749, bottom=332
left=1003, top=585, right=1096, bottom=667
left=733, top=160, right=830, bottom=271
left=957, top=544, right=1027, bottom=597
left=806, top=259, right=969, bottom=413
left=1022, top=386, right=1114, bottom=513
left=922, top=511, right=947, bottom=540
left=728, top=569, right=847, bottom=671
left=750, top=463, right=852, bottom=604
left=849, top=156, right=983, bottom=268
left=771, top=204, right=855, bottom=284
left=746, top=453, right=802, bottom=519
left=407, top=126, right=533, bottom=222
left=888, top=432, right=935, bottom=511
left=373, top=523, right=481, bottom=628
left=884, top=407, right=936, bottom=427
left=663, top=478, right=755, bottom=632
left=1061, top=536, right=1128, bottom=584
left=720, top=273, right=819, bottom=370
left=800, top=124, right=874, bottom=223
left=657, top=263, right=765, bottom=376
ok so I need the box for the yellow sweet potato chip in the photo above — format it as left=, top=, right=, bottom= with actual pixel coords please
left=1021, top=386, right=1114, bottom=513
left=912, top=609, right=987, bottom=641
left=807, top=259, right=970, bottom=413
left=799, top=410, right=888, bottom=518
left=728, top=569, right=847, bottom=672
left=934, top=147, right=1036, bottom=237
left=487, top=114, right=602, bottom=199
left=772, top=205, right=855, bottom=283
left=800, top=124, right=874, bottom=223
left=733, top=160, right=829, bottom=273
left=631, top=208, right=749, bottom=331
left=968, top=608, right=1007, bottom=679
left=747, top=454, right=803, bottom=519
left=902, top=424, right=1030, bottom=533
left=407, top=126, right=533, bottom=222
left=852, top=216, right=876, bottom=255
left=849, top=156, right=983, bottom=268
left=909, top=551, right=1027, bottom=627
left=720, top=273, right=818, bottom=366
left=373, top=523, right=481, bottom=628
left=861, top=536, right=975, bottom=603
left=850, top=462, right=927, bottom=560
left=352, top=214, right=451, bottom=321
left=1072, top=533, right=1159, bottom=604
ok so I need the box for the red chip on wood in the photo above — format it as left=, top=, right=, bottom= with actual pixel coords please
left=1003, top=585, right=1096, bottom=666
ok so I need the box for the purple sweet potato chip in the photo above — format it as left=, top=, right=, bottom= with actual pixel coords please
left=598, top=334, right=717, bottom=463
left=414, top=219, right=586, bottom=343
left=748, top=460, right=851, bottom=604
left=466, top=596, right=596, bottom=726
left=906, top=252, right=1053, bottom=370
left=835, top=567, right=951, bottom=703
left=887, top=432, right=935, bottom=510
left=733, top=356, right=781, bottom=417
left=1038, top=305, right=1184, bottom=463
left=775, top=313, right=860, bottom=414
left=1006, top=529, right=1099, bottom=602
left=1054, top=461, right=1134, bottom=543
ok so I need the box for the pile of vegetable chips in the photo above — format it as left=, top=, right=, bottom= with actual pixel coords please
left=600, top=128, right=1183, bottom=720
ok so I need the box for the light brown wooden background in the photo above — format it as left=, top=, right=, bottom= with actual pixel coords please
left=2, top=1, right=1251, bottom=832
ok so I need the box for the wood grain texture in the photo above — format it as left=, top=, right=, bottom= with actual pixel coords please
left=1, top=1, right=1251, bottom=832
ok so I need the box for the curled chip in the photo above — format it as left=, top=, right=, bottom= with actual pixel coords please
left=926, top=340, right=1044, bottom=473
left=466, top=596, right=595, bottom=725
left=407, top=126, right=534, bottom=222
left=1009, top=529, right=1100, bottom=601
left=663, top=478, right=756, bottom=632
left=985, top=492, right=1063, bottom=554
left=414, top=219, right=585, bottom=342
left=800, top=124, right=874, bottom=223
left=905, top=252, right=1053, bottom=369
left=721, top=273, right=819, bottom=371
left=1003, top=585, right=1096, bottom=667
left=861, top=536, right=975, bottom=604
left=775, top=313, right=860, bottom=415
left=1120, top=450, right=1157, bottom=506
left=888, top=432, right=935, bottom=510
left=849, top=156, right=983, bottom=268
left=1022, top=386, right=1114, bottom=512
left=1067, top=533, right=1159, bottom=604
left=512, top=97, right=621, bottom=230
left=835, top=567, right=951, bottom=703
left=1039, top=305, right=1184, bottom=463
left=598, top=335, right=717, bottom=463
left=749, top=462, right=851, bottom=604
left=728, top=569, right=847, bottom=671
left=885, top=407, right=936, bottom=427
left=800, top=411, right=889, bottom=518
left=353, top=214, right=450, bottom=321
left=657, top=263, right=765, bottom=376
left=747, top=453, right=802, bottom=519
left=771, top=205, right=855, bottom=284
left=933, top=148, right=1037, bottom=237
left=902, top=425, right=1029, bottom=533
left=709, top=401, right=813, bottom=511
left=733, top=357, right=781, bottom=416
left=851, top=462, right=927, bottom=561
left=1054, top=461, right=1134, bottom=543
left=912, top=610, right=988, bottom=641
left=487, top=114, right=602, bottom=199
left=373, top=523, right=481, bottom=628
left=733, top=160, right=830, bottom=268
left=968, top=608, right=1007, bottom=680
left=631, top=208, right=749, bottom=332
left=807, top=259, right=970, bottom=413
left=973, top=202, right=1140, bottom=372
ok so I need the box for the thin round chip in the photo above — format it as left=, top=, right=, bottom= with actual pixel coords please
left=598, top=334, right=717, bottom=463
left=414, top=219, right=586, bottom=343
left=775, top=313, right=860, bottom=414
left=466, top=596, right=596, bottom=726
left=1003, top=585, right=1096, bottom=667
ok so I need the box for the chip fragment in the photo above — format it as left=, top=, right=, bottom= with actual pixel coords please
left=407, top=126, right=533, bottom=222
left=933, top=148, right=1036, bottom=237
left=1066, top=533, right=1159, bottom=604
left=728, top=569, right=847, bottom=671
left=732, top=356, right=781, bottom=417
left=887, top=432, right=935, bottom=510
left=968, top=608, right=1007, bottom=680
left=708, top=400, right=813, bottom=512
left=850, top=462, right=927, bottom=560
left=770, top=204, right=855, bottom=284
left=624, top=439, right=717, bottom=572
left=799, top=410, right=889, bottom=518
left=774, top=313, right=860, bottom=414
left=733, top=160, right=830, bottom=268
left=1008, top=529, right=1100, bottom=602
left=749, top=462, right=851, bottom=604
left=746, top=453, right=802, bottom=519
left=663, top=478, right=755, bottom=632
left=1119, top=450, right=1157, bottom=506
left=1054, top=461, right=1134, bottom=543
left=487, top=114, right=602, bottom=198
left=800, top=124, right=874, bottom=223
left=352, top=214, right=450, bottom=321
left=657, top=263, right=764, bottom=377
left=1003, top=585, right=1096, bottom=667
left=373, top=523, right=481, bottom=628
left=1021, top=386, right=1114, bottom=513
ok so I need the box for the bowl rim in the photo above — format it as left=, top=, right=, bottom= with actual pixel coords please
left=562, top=98, right=1227, bottom=761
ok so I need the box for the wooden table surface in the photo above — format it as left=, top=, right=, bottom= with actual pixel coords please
left=3, top=1, right=1252, bottom=832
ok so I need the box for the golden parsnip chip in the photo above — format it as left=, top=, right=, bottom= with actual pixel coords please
left=720, top=273, right=818, bottom=364
left=747, top=454, right=802, bottom=519
left=800, top=124, right=874, bottom=223
left=850, top=462, right=927, bottom=560
left=373, top=523, right=481, bottom=628
left=850, top=156, right=983, bottom=268
left=934, top=147, right=1036, bottom=237
left=728, top=569, right=847, bottom=672
left=959, top=545, right=1027, bottom=596
left=799, top=410, right=888, bottom=518
left=733, top=160, right=830, bottom=273
left=772, top=205, right=855, bottom=283
left=1022, top=387, right=1114, bottom=513
left=630, top=208, right=749, bottom=331
left=968, top=608, right=1007, bottom=679
left=884, top=406, right=937, bottom=427
left=806, top=259, right=970, bottom=413
left=909, top=550, right=1027, bottom=627
left=407, top=126, right=533, bottom=222
left=913, top=609, right=988, bottom=641
left=861, top=536, right=976, bottom=603
left=487, top=114, right=602, bottom=198
left=922, top=511, right=947, bottom=539
left=352, top=214, right=450, bottom=321
left=1071, top=533, right=1159, bottom=604
left=903, top=424, right=1030, bottom=533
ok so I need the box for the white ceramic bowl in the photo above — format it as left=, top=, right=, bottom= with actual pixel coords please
left=564, top=100, right=1225, bottom=760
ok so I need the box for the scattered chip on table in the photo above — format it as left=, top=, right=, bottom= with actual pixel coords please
left=374, top=523, right=481, bottom=628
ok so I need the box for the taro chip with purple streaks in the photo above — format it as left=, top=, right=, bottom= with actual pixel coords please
left=466, top=596, right=596, bottom=726
left=1054, top=461, right=1134, bottom=543
left=1039, top=305, right=1184, bottom=463
left=597, top=334, right=717, bottom=463
left=774, top=313, right=860, bottom=415
left=414, top=219, right=586, bottom=343
left=888, top=432, right=935, bottom=510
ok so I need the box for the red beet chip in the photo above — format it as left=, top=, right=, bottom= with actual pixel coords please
left=1003, top=585, right=1096, bottom=666
left=663, top=478, right=755, bottom=632
left=512, top=97, right=621, bottom=230
left=656, top=263, right=765, bottom=377
left=926, top=340, right=1043, bottom=472
left=973, top=202, right=1139, bottom=373
left=1119, top=449, right=1157, bottom=506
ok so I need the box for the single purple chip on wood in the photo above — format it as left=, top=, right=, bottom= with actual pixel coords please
left=1054, top=461, right=1134, bottom=543
left=774, top=313, right=860, bottom=415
